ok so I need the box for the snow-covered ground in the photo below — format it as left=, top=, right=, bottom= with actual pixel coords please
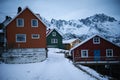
left=0, top=48, right=108, bottom=80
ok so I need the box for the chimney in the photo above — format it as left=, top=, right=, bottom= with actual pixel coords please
left=5, top=16, right=12, bottom=21
left=17, top=7, right=22, bottom=14
left=5, top=16, right=9, bottom=20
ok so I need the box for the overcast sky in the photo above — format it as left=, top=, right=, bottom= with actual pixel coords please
left=0, top=0, right=120, bottom=22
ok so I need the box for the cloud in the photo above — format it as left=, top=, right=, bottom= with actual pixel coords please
left=0, top=0, right=120, bottom=22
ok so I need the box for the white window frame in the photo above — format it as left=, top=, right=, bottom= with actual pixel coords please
left=93, top=37, right=100, bottom=44
left=106, top=49, right=113, bottom=57
left=52, top=32, right=56, bottom=36
left=31, top=34, right=40, bottom=39
left=31, top=19, right=38, bottom=27
left=16, top=18, right=24, bottom=27
left=51, top=39, right=58, bottom=43
left=16, top=34, right=26, bottom=43
left=81, top=50, right=88, bottom=58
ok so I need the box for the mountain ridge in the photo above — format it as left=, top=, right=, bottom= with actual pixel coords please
left=41, top=13, right=120, bottom=46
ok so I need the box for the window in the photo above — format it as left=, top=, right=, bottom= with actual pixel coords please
left=31, top=19, right=38, bottom=27
left=93, top=37, right=100, bottom=44
left=52, top=32, right=56, bottom=36
left=51, top=39, right=58, bottom=43
left=32, top=34, right=40, bottom=39
left=17, top=18, right=24, bottom=27
left=106, top=49, right=113, bottom=57
left=81, top=50, right=88, bottom=58
left=16, top=34, right=26, bottom=42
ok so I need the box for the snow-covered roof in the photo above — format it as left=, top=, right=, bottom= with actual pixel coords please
left=70, top=34, right=120, bottom=52
left=46, top=29, right=51, bottom=36
left=63, top=38, right=79, bottom=44
left=35, top=14, right=41, bottom=18
left=5, top=7, right=46, bottom=28
left=46, top=28, right=62, bottom=37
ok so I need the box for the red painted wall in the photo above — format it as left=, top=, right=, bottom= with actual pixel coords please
left=6, top=8, right=46, bottom=48
left=73, top=36, right=120, bottom=62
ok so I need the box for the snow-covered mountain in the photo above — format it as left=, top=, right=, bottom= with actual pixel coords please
left=41, top=13, right=120, bottom=46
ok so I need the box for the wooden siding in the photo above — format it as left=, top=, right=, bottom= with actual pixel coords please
left=72, top=36, right=120, bottom=63
left=63, top=39, right=81, bottom=50
left=63, top=44, right=71, bottom=50
left=6, top=8, right=46, bottom=48
left=47, top=29, right=63, bottom=48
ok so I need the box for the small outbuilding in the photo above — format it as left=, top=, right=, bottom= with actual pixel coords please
left=63, top=38, right=81, bottom=50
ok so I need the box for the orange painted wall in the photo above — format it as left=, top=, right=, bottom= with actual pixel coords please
left=6, top=8, right=46, bottom=48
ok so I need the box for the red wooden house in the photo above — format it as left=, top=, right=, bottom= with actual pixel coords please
left=5, top=7, right=46, bottom=48
left=70, top=34, right=120, bottom=64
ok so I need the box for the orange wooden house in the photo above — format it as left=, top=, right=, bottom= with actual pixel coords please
left=5, top=7, right=46, bottom=48
left=63, top=38, right=81, bottom=50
